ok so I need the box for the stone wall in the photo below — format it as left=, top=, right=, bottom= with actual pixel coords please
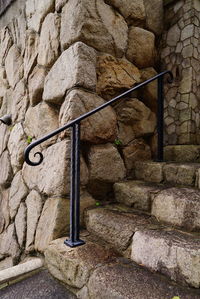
left=0, top=0, right=163, bottom=269
left=161, top=0, right=200, bottom=144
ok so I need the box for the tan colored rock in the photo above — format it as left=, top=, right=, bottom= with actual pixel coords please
left=9, top=171, right=28, bottom=219
left=8, top=9, right=26, bottom=54
left=0, top=123, right=10, bottom=157
left=43, top=42, right=96, bottom=104
left=25, top=190, right=43, bottom=252
left=134, top=161, right=165, bottom=183
left=15, top=202, right=26, bottom=247
left=127, top=27, right=155, bottom=68
left=105, top=0, right=145, bottom=25
left=0, top=88, right=12, bottom=117
left=35, top=198, right=70, bottom=252
left=0, top=189, right=10, bottom=234
left=59, top=89, right=117, bottom=144
left=0, top=257, right=14, bottom=271
left=11, top=80, right=29, bottom=123
left=122, top=139, right=151, bottom=173
left=0, top=150, right=13, bottom=188
left=23, top=30, right=39, bottom=79
left=5, top=45, right=24, bottom=88
left=8, top=123, right=27, bottom=174
left=144, top=0, right=163, bottom=35
left=88, top=143, right=126, bottom=183
left=26, top=0, right=55, bottom=32
left=0, top=67, right=9, bottom=105
left=167, top=24, right=181, bottom=47
left=97, top=54, right=141, bottom=99
left=22, top=153, right=41, bottom=190
left=45, top=237, right=117, bottom=288
left=117, top=122, right=135, bottom=146
left=132, top=229, right=200, bottom=288
left=55, top=0, right=67, bottom=11
left=163, top=163, right=198, bottom=186
left=151, top=187, right=200, bottom=230
left=164, top=145, right=200, bottom=162
left=60, top=0, right=128, bottom=57
left=179, top=67, right=192, bottom=94
left=28, top=65, right=48, bottom=106
left=0, top=223, right=20, bottom=259
left=38, top=13, right=60, bottom=67
left=24, top=102, right=58, bottom=146
left=140, top=67, right=157, bottom=113
left=0, top=27, right=13, bottom=66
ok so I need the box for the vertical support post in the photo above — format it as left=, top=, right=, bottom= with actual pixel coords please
left=64, top=122, right=85, bottom=247
left=157, top=76, right=164, bottom=162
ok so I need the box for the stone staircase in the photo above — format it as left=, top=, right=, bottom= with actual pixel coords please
left=45, top=146, right=200, bottom=298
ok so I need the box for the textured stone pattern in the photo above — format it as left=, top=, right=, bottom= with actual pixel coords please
left=161, top=0, right=200, bottom=145
left=0, top=0, right=162, bottom=270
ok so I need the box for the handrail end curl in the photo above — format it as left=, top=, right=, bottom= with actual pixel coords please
left=24, top=143, right=44, bottom=167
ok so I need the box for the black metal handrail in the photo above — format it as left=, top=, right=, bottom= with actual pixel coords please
left=24, top=70, right=173, bottom=247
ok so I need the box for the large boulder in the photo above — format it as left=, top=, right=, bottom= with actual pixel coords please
left=43, top=42, right=96, bottom=104
left=60, top=0, right=128, bottom=57
left=28, top=65, right=48, bottom=106
left=59, top=89, right=117, bottom=143
left=144, top=0, right=163, bottom=35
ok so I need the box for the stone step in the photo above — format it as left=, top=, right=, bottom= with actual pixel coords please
left=134, top=160, right=200, bottom=187
left=45, top=233, right=200, bottom=299
left=164, top=145, right=200, bottom=163
left=131, top=228, right=200, bottom=288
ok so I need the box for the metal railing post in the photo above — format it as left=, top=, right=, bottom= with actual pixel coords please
left=157, top=76, right=164, bottom=162
left=64, top=122, right=85, bottom=247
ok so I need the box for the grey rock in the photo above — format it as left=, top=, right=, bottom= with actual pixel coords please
left=0, top=223, right=20, bottom=259
left=23, top=30, right=39, bottom=80
left=5, top=45, right=24, bottom=88
left=144, top=0, right=163, bottom=35
left=0, top=150, right=13, bottom=188
left=15, top=202, right=26, bottom=247
left=28, top=65, right=48, bottom=106
left=0, top=27, right=13, bottom=66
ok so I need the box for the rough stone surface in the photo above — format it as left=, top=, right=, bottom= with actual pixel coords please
left=23, top=30, right=39, bottom=80
left=37, top=13, right=60, bottom=67
left=9, top=171, right=28, bottom=219
left=88, top=143, right=126, bottom=183
left=114, top=180, right=160, bottom=211
left=8, top=123, right=27, bottom=174
left=0, top=27, right=13, bottom=66
left=35, top=199, right=72, bottom=252
left=11, top=80, right=29, bottom=123
left=45, top=236, right=117, bottom=288
left=59, top=89, right=117, bottom=144
left=43, top=42, right=96, bottom=104
left=26, top=0, right=55, bottom=32
left=0, top=66, right=9, bottom=105
left=151, top=187, right=200, bottom=230
left=144, top=0, right=163, bottom=35
left=5, top=44, right=23, bottom=88
left=134, top=161, right=165, bottom=183
left=0, top=257, right=14, bottom=271
left=60, top=0, right=128, bottom=57
left=96, top=54, right=141, bottom=99
left=132, top=229, right=200, bottom=288
left=0, top=223, right=20, bottom=260
left=86, top=207, right=154, bottom=253
left=164, top=145, right=200, bottom=162
left=25, top=190, right=43, bottom=252
left=0, top=150, right=13, bottom=188
left=0, top=189, right=10, bottom=234
left=55, top=0, right=67, bottom=12
left=127, top=27, right=155, bottom=68
left=15, top=202, right=26, bottom=247
left=105, top=0, right=145, bottom=25
left=28, top=65, right=48, bottom=106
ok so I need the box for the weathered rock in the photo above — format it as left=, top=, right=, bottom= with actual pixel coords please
left=96, top=54, right=141, bottom=99
left=0, top=88, right=12, bottom=117
left=5, top=45, right=24, bottom=88
left=86, top=207, right=154, bottom=253
left=38, top=13, right=60, bottom=67
left=0, top=27, right=13, bottom=66
left=140, top=67, right=158, bottom=113
left=26, top=0, right=55, bottom=32
left=60, top=0, right=128, bottom=57
left=164, top=145, right=200, bottom=162
left=144, top=0, right=163, bottom=35
left=35, top=198, right=70, bottom=252
left=24, top=102, right=58, bottom=146
left=151, top=187, right=200, bottom=230
left=45, top=236, right=117, bottom=288
left=88, top=143, right=126, bottom=183
left=55, top=0, right=67, bottom=12
left=179, top=67, right=192, bottom=94
left=127, top=27, right=155, bottom=68
left=132, top=229, right=200, bottom=288
left=117, top=122, right=135, bottom=145
left=0, top=150, right=13, bottom=188
left=15, top=202, right=26, bottom=247
left=28, top=65, right=48, bottom=106
left=0, top=223, right=20, bottom=259
left=0, top=189, right=10, bottom=233
left=24, top=30, right=39, bottom=80
left=0, top=67, right=9, bottom=105
left=167, top=24, right=181, bottom=47
left=43, top=42, right=96, bottom=104
left=8, top=123, right=27, bottom=174
left=25, top=190, right=43, bottom=252
left=163, top=163, right=199, bottom=186
left=0, top=123, right=10, bottom=157
left=122, top=140, right=151, bottom=174
left=0, top=257, right=14, bottom=271
left=79, top=191, right=96, bottom=226
left=9, top=171, right=28, bottom=219
left=134, top=161, right=165, bottom=183
left=105, top=0, right=145, bottom=25
left=59, top=89, right=117, bottom=143
left=11, top=80, right=29, bottom=123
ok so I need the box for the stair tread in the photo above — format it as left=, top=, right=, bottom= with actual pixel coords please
left=45, top=233, right=200, bottom=299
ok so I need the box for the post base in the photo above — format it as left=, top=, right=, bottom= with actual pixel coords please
left=64, top=239, right=85, bottom=248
